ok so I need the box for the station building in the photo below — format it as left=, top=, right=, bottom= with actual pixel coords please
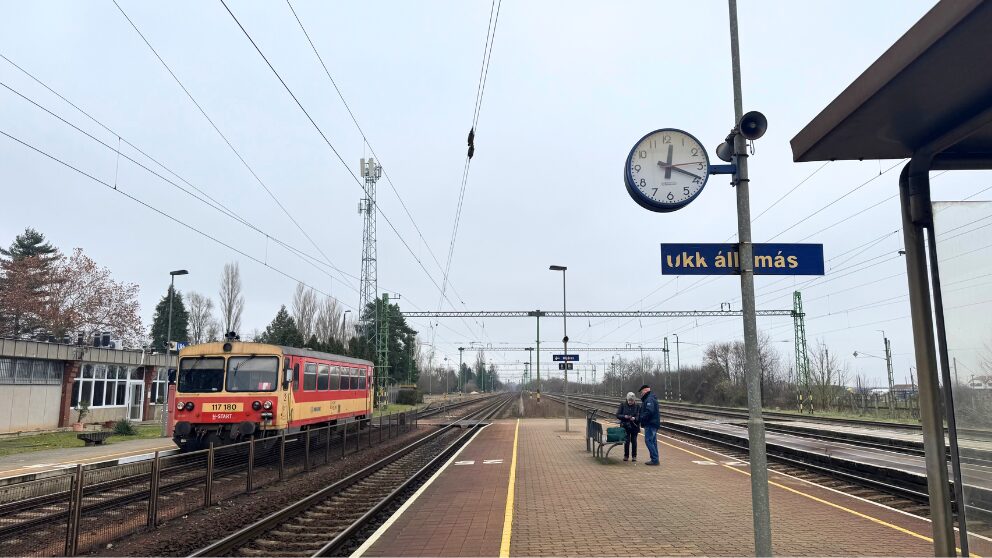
left=0, top=337, right=171, bottom=433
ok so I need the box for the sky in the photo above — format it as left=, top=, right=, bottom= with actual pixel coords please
left=2, top=0, right=988, bottom=388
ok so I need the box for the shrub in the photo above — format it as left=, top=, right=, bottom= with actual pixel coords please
left=75, top=401, right=90, bottom=424
left=113, top=419, right=137, bottom=436
left=396, top=388, right=422, bottom=406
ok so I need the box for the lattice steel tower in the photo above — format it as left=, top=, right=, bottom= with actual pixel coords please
left=793, top=291, right=813, bottom=414
left=359, top=158, right=382, bottom=366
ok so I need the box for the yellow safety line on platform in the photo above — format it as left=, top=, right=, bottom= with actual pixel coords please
left=499, top=419, right=520, bottom=558
left=658, top=436, right=976, bottom=556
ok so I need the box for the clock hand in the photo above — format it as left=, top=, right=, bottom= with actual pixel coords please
left=664, top=145, right=674, bottom=179
left=670, top=166, right=703, bottom=180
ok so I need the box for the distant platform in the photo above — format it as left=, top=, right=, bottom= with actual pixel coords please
left=354, top=418, right=987, bottom=557
left=0, top=437, right=176, bottom=483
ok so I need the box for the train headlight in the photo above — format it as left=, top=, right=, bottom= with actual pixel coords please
left=184, top=401, right=195, bottom=411
left=176, top=401, right=185, bottom=411
left=262, top=400, right=273, bottom=410
left=251, top=400, right=262, bottom=411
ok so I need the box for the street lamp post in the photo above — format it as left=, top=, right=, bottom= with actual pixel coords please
left=458, top=347, right=465, bottom=392
left=443, top=356, right=449, bottom=397
left=673, top=333, right=681, bottom=401
left=162, top=269, right=188, bottom=437
left=525, top=347, right=534, bottom=392
left=549, top=265, right=569, bottom=432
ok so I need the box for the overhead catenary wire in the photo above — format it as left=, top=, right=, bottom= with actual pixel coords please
left=0, top=76, right=360, bottom=295
left=111, top=0, right=356, bottom=293
left=0, top=128, right=352, bottom=309
left=216, top=0, right=473, bottom=330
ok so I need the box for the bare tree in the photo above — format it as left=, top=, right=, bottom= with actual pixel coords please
left=219, top=262, right=244, bottom=335
left=809, top=340, right=849, bottom=410
left=292, top=283, right=318, bottom=341
left=205, top=320, right=221, bottom=343
left=314, top=297, right=343, bottom=344
left=186, top=292, right=215, bottom=344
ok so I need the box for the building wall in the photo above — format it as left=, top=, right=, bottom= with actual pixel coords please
left=0, top=385, right=61, bottom=432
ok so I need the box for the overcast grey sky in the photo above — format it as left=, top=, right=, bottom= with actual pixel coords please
left=2, top=0, right=986, bottom=387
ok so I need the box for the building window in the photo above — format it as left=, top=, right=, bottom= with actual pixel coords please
left=0, top=358, right=63, bottom=385
left=152, top=368, right=168, bottom=405
left=73, top=363, right=136, bottom=408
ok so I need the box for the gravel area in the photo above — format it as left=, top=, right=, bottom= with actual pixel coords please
left=87, top=426, right=432, bottom=557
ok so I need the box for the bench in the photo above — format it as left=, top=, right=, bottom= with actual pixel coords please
left=76, top=431, right=113, bottom=446
left=586, top=412, right=626, bottom=460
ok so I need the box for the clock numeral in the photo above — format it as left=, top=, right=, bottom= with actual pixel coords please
left=638, top=150, right=647, bottom=159
left=683, top=187, right=691, bottom=196
left=667, top=192, right=675, bottom=201
left=662, top=135, right=672, bottom=144
left=690, top=147, right=699, bottom=156
left=652, top=188, right=658, bottom=197
left=639, top=178, right=646, bottom=187
left=648, top=139, right=657, bottom=149
left=692, top=177, right=702, bottom=184
left=697, top=162, right=705, bottom=170
left=634, top=164, right=642, bottom=172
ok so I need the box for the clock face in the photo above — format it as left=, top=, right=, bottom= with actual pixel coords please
left=624, top=128, right=710, bottom=212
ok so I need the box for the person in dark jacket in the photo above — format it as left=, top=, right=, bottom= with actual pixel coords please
left=615, top=392, right=640, bottom=462
left=638, top=384, right=660, bottom=465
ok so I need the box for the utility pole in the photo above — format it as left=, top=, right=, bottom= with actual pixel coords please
left=663, top=337, right=671, bottom=400
left=728, top=1, right=771, bottom=554
left=882, top=331, right=895, bottom=416
left=529, top=310, right=545, bottom=401
left=673, top=333, right=682, bottom=401
left=359, top=157, right=382, bottom=404
left=525, top=347, right=534, bottom=392
left=793, top=291, right=812, bottom=414
left=549, top=266, right=569, bottom=432
left=458, top=347, right=465, bottom=392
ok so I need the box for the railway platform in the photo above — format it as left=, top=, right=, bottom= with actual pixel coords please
left=355, top=418, right=989, bottom=557
left=0, top=436, right=175, bottom=482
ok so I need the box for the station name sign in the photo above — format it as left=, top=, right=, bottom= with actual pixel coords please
left=553, top=354, right=579, bottom=362
left=660, top=243, right=824, bottom=276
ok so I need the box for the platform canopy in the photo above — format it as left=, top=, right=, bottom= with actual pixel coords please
left=791, top=0, right=992, bottom=164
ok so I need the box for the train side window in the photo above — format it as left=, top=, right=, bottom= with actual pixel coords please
left=329, top=367, right=341, bottom=390
left=303, top=362, right=317, bottom=391
left=317, top=364, right=329, bottom=390
left=293, top=363, right=301, bottom=391
left=359, top=370, right=367, bottom=390
left=341, top=368, right=351, bottom=390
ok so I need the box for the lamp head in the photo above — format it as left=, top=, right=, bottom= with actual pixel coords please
left=549, top=265, right=567, bottom=271
left=170, top=269, right=189, bottom=276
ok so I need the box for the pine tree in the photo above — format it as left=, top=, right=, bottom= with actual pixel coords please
left=150, top=285, right=189, bottom=350
left=0, top=228, right=58, bottom=260
left=259, top=306, right=304, bottom=347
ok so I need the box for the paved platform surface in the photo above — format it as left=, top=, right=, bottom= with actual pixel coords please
left=0, top=437, right=175, bottom=480
left=357, top=418, right=990, bottom=557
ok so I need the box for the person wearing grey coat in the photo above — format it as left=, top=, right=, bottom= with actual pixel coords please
left=615, top=392, right=640, bottom=461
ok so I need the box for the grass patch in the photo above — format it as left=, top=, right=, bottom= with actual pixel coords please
left=0, top=424, right=165, bottom=458
left=372, top=403, right=423, bottom=417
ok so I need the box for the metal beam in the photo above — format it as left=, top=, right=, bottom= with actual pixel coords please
left=402, top=310, right=792, bottom=318
left=465, top=346, right=670, bottom=352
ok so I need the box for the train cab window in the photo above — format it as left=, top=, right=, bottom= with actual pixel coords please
left=226, top=356, right=278, bottom=392
left=178, top=357, right=225, bottom=393
left=303, top=363, right=318, bottom=391
left=293, top=363, right=300, bottom=390
left=329, top=367, right=341, bottom=390
left=317, top=364, right=330, bottom=390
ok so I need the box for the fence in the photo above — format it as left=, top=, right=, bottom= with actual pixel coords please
left=0, top=411, right=417, bottom=557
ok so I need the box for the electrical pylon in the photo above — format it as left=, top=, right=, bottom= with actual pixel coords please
left=793, top=291, right=813, bottom=414
left=359, top=158, right=382, bottom=400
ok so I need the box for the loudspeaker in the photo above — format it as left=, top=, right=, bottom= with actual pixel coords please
left=716, top=141, right=734, bottom=162
left=738, top=111, right=767, bottom=140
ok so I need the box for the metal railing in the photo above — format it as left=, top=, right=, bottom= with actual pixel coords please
left=0, top=411, right=418, bottom=557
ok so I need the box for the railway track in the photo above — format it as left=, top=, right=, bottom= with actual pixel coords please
left=190, top=394, right=513, bottom=557
left=0, top=395, right=497, bottom=556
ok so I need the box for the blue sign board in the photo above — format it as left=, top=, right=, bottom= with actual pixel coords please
left=553, top=354, right=580, bottom=362
left=176, top=341, right=189, bottom=350
left=660, top=243, right=824, bottom=275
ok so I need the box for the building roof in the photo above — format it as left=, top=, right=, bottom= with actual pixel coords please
left=791, top=0, right=992, bottom=163
left=0, top=337, right=171, bottom=366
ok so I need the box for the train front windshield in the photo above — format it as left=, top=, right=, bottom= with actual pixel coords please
left=178, top=357, right=225, bottom=393
left=226, top=356, right=278, bottom=392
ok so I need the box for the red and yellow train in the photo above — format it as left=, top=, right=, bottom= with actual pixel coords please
left=170, top=341, right=374, bottom=451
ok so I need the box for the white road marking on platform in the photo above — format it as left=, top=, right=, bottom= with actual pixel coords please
left=483, top=459, right=503, bottom=464
left=454, top=460, right=475, bottom=466
left=351, top=425, right=488, bottom=558
left=692, top=460, right=716, bottom=465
